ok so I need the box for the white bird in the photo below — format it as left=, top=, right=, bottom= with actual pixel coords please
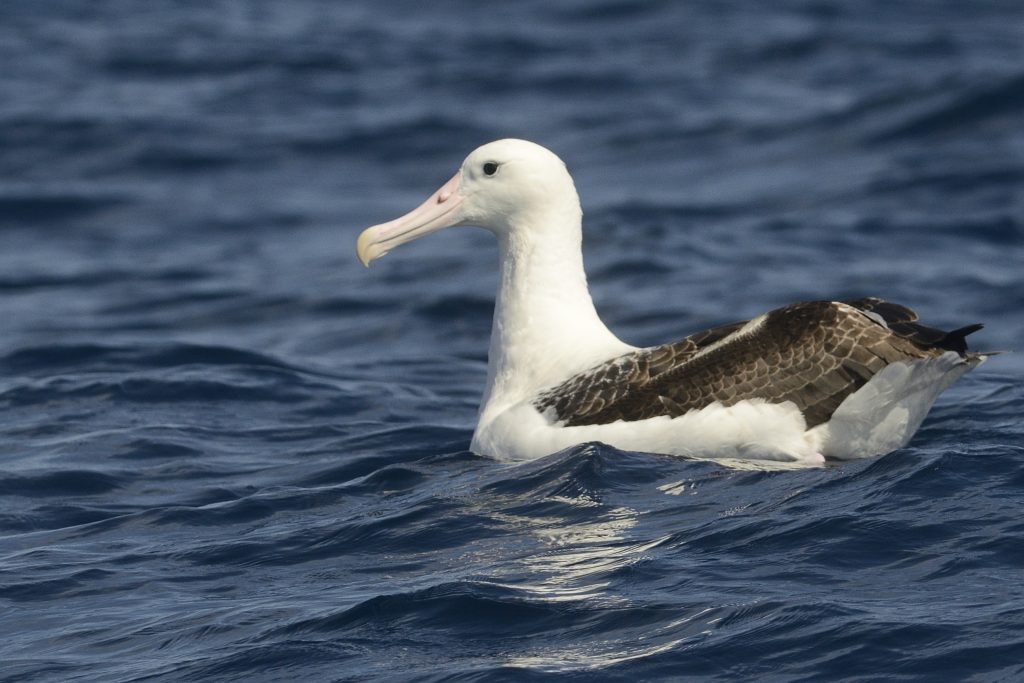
left=356, top=139, right=987, bottom=466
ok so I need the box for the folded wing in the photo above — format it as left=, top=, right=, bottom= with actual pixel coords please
left=534, top=298, right=983, bottom=428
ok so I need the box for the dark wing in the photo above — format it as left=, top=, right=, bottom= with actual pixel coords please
left=843, top=296, right=982, bottom=355
left=534, top=299, right=983, bottom=429
left=532, top=319, right=747, bottom=424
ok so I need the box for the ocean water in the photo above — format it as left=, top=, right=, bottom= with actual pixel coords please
left=2, top=1, right=1023, bottom=681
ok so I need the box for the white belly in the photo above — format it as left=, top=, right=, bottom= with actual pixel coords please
left=470, top=352, right=982, bottom=467
left=472, top=398, right=824, bottom=465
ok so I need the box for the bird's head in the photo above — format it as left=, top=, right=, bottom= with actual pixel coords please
left=356, top=139, right=580, bottom=266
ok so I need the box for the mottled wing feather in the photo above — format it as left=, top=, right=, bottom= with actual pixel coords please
left=845, top=297, right=982, bottom=354
left=534, top=299, right=974, bottom=429
left=841, top=296, right=918, bottom=323
left=532, top=319, right=746, bottom=422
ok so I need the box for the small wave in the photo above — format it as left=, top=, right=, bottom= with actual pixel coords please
left=483, top=443, right=678, bottom=501
left=0, top=342, right=295, bottom=375
left=0, top=470, right=122, bottom=497
left=103, top=42, right=359, bottom=78
left=1, top=375, right=305, bottom=407
left=0, top=194, right=127, bottom=227
left=0, top=266, right=212, bottom=293
left=288, top=116, right=494, bottom=160
left=414, top=294, right=495, bottom=322
left=0, top=568, right=117, bottom=603
left=869, top=72, right=1024, bottom=142
left=153, top=498, right=278, bottom=528
left=279, top=581, right=570, bottom=637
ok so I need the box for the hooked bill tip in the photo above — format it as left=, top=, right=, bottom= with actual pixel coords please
left=355, top=229, right=376, bottom=268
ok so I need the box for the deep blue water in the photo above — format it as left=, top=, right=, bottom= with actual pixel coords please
left=2, top=1, right=1023, bottom=681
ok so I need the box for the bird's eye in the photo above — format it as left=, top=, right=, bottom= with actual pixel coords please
left=483, top=162, right=499, bottom=176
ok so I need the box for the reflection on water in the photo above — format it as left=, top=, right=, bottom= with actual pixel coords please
left=494, top=500, right=728, bottom=671
left=495, top=504, right=642, bottom=599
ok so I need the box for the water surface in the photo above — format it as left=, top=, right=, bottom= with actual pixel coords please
left=1, top=2, right=1023, bottom=681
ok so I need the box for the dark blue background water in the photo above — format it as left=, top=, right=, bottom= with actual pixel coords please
left=2, top=2, right=1023, bottom=681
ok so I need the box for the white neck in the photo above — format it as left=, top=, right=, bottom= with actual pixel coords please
left=476, top=204, right=634, bottom=424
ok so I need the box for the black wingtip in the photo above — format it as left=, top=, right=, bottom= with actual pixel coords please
left=940, top=323, right=984, bottom=356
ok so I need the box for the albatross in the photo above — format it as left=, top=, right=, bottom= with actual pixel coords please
left=356, top=139, right=988, bottom=465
